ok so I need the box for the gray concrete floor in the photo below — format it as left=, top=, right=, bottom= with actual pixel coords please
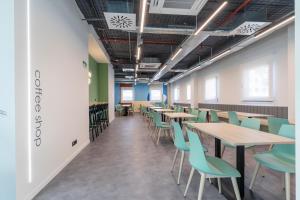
left=35, top=114, right=295, bottom=200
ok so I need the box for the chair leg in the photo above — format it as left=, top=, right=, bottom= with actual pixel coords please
left=177, top=151, right=185, bottom=185
left=184, top=167, right=195, bottom=197
left=217, top=178, right=221, bottom=194
left=156, top=128, right=162, bottom=145
left=285, top=173, right=290, bottom=200
left=249, top=163, right=260, bottom=190
left=198, top=173, right=206, bottom=200
left=231, top=177, right=241, bottom=200
left=171, top=149, right=178, bottom=172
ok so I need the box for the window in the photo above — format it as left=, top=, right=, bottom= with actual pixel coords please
left=186, top=85, right=191, bottom=100
left=121, top=87, right=134, bottom=101
left=205, top=77, right=218, bottom=101
left=243, top=65, right=272, bottom=101
left=174, top=88, right=179, bottom=101
left=150, top=89, right=162, bottom=101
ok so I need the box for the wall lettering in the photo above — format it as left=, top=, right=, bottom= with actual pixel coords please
left=33, top=70, right=43, bottom=147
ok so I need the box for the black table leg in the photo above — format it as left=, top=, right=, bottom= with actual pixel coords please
left=179, top=118, right=182, bottom=127
left=236, top=145, right=245, bottom=198
left=124, top=107, right=128, bottom=116
left=215, top=138, right=221, bottom=158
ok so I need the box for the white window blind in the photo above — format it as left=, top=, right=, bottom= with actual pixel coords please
left=174, top=88, right=179, bottom=101
left=121, top=87, right=134, bottom=101
left=150, top=89, right=162, bottom=101
left=243, top=65, right=272, bottom=101
left=186, top=85, right=191, bottom=100
left=205, top=77, right=217, bottom=101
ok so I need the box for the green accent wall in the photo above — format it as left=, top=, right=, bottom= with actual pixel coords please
left=89, top=55, right=108, bottom=102
left=98, top=63, right=108, bottom=102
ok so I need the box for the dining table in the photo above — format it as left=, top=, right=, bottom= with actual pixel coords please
left=153, top=108, right=175, bottom=121
left=187, top=122, right=295, bottom=200
left=164, top=112, right=197, bottom=126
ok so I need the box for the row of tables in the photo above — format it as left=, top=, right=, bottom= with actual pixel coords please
left=146, top=105, right=295, bottom=200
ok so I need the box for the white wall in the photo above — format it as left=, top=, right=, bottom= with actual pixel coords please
left=108, top=64, right=115, bottom=122
left=15, top=0, right=90, bottom=199
left=170, top=24, right=295, bottom=120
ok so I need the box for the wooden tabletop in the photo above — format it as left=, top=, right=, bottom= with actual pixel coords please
left=154, top=109, right=174, bottom=112
left=218, top=111, right=272, bottom=118
left=121, top=105, right=131, bottom=107
left=149, top=106, right=163, bottom=109
left=198, top=108, right=221, bottom=112
left=164, top=112, right=197, bottom=119
left=187, top=123, right=294, bottom=146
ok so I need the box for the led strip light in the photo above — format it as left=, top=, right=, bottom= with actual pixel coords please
left=27, top=0, right=32, bottom=183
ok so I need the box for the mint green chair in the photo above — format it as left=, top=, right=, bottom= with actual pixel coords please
left=197, top=111, right=208, bottom=123
left=171, top=121, right=190, bottom=184
left=222, top=118, right=260, bottom=157
left=210, top=110, right=219, bottom=123
left=183, top=111, right=207, bottom=129
left=153, top=112, right=171, bottom=144
left=268, top=117, right=289, bottom=134
left=249, top=125, right=295, bottom=200
left=178, top=106, right=184, bottom=112
left=115, top=104, right=123, bottom=116
left=184, top=130, right=241, bottom=200
left=228, top=111, right=240, bottom=125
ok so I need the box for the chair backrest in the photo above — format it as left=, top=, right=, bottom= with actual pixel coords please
left=228, top=111, right=240, bottom=125
left=178, top=106, right=184, bottom=112
left=210, top=110, right=219, bottom=123
left=154, top=112, right=162, bottom=126
left=171, top=121, right=187, bottom=150
left=197, top=111, right=207, bottom=123
left=272, top=125, right=295, bottom=158
left=268, top=117, right=289, bottom=134
left=187, top=130, right=210, bottom=172
left=241, top=118, right=260, bottom=130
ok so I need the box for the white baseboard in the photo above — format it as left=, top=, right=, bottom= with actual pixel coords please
left=25, top=140, right=90, bottom=200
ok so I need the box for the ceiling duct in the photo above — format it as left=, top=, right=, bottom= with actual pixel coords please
left=140, top=57, right=161, bottom=69
left=149, top=0, right=208, bottom=16
left=104, top=12, right=136, bottom=30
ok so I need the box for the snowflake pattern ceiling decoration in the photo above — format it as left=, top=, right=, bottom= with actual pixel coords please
left=231, top=21, right=271, bottom=35
left=104, top=12, right=136, bottom=31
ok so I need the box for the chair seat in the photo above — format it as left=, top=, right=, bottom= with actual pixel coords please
left=194, top=156, right=241, bottom=177
left=178, top=142, right=208, bottom=152
left=158, top=124, right=171, bottom=129
left=254, top=152, right=295, bottom=173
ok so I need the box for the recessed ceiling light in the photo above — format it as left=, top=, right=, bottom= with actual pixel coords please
left=125, top=75, right=134, bottom=79
left=122, top=68, right=134, bottom=72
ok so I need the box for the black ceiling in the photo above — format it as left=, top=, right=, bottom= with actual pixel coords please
left=75, top=0, right=294, bottom=82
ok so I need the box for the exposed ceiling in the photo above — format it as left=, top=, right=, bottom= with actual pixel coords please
left=75, top=0, right=294, bottom=83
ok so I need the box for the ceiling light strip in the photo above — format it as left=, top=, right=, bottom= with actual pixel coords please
left=194, top=1, right=228, bottom=35
left=140, top=0, right=147, bottom=33
left=171, top=48, right=183, bottom=61
left=136, top=47, right=141, bottom=60
left=210, top=50, right=231, bottom=62
left=27, top=0, right=32, bottom=183
left=255, top=16, right=295, bottom=39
